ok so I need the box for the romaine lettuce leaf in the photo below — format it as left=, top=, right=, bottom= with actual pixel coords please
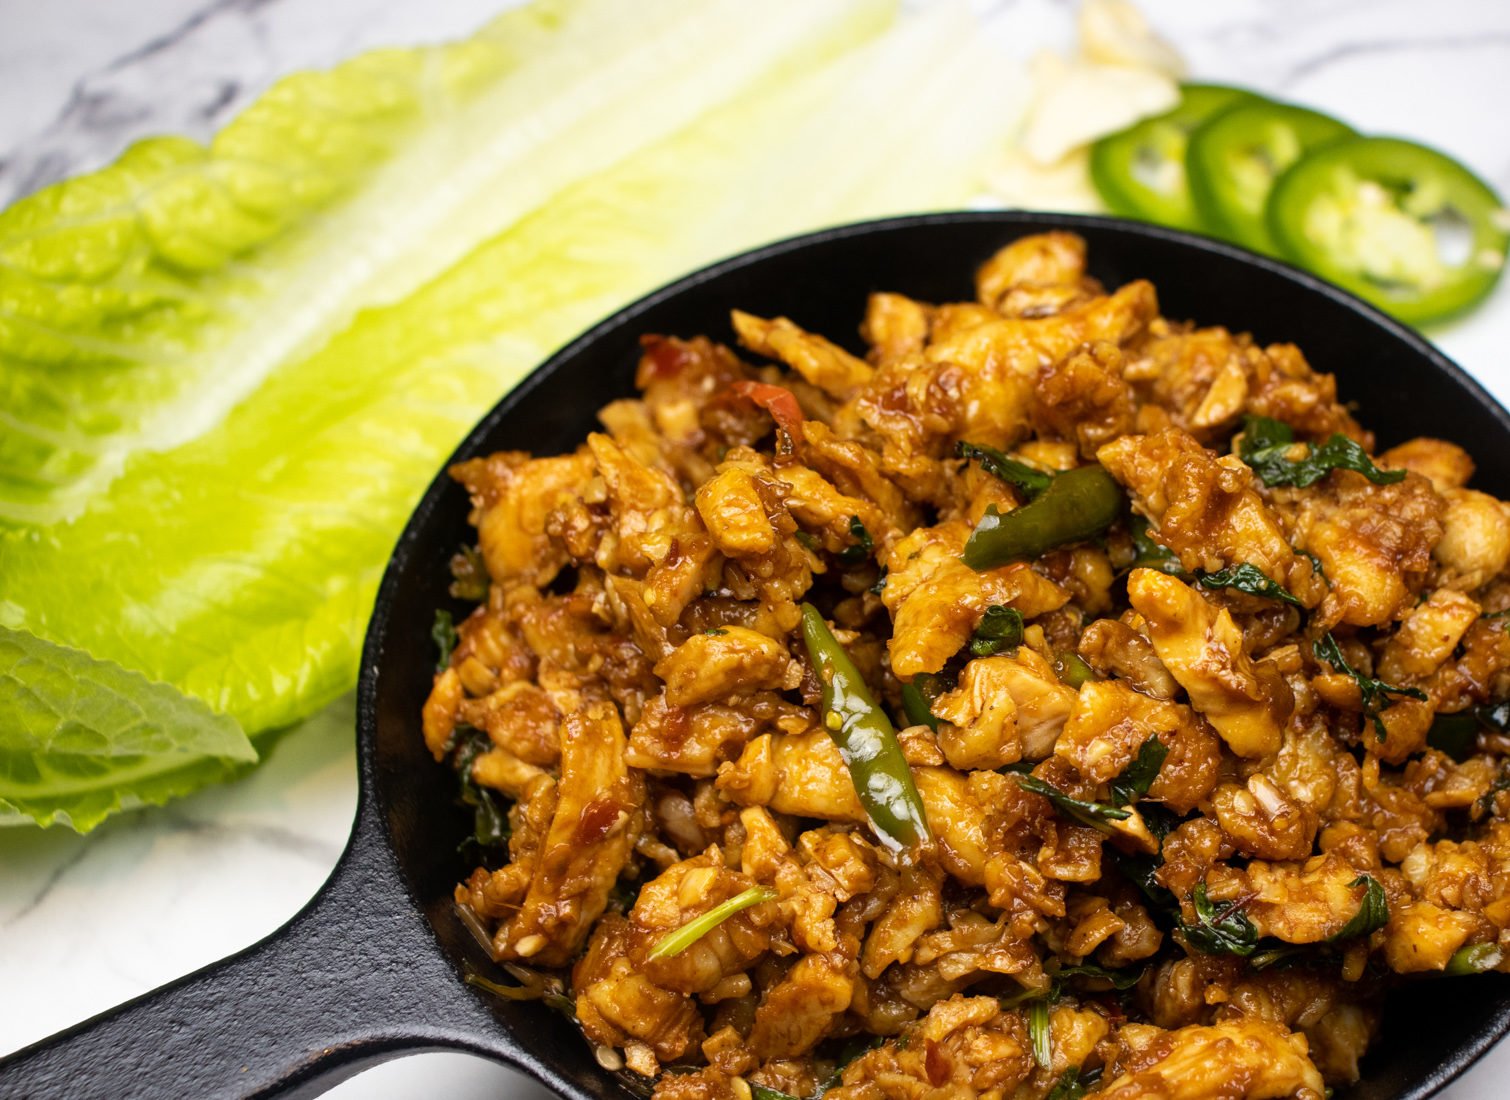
left=0, top=0, right=1031, bottom=827
left=0, top=626, right=256, bottom=831
left=0, top=0, right=889, bottom=526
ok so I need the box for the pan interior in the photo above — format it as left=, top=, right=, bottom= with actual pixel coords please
left=362, top=212, right=1510, bottom=1100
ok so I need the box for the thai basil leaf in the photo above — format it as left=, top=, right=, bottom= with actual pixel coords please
left=957, top=440, right=1053, bottom=498
left=432, top=609, right=459, bottom=673
left=1055, top=963, right=1145, bottom=991
left=1239, top=416, right=1404, bottom=488
left=1181, top=882, right=1258, bottom=957
left=901, top=671, right=952, bottom=732
left=969, top=605, right=1024, bottom=658
left=1109, top=848, right=1177, bottom=911
left=1129, top=514, right=1184, bottom=575
left=1314, top=633, right=1427, bottom=740
left=1427, top=712, right=1479, bottom=762
left=454, top=727, right=510, bottom=849
left=838, top=515, right=875, bottom=563
left=1109, top=736, right=1168, bottom=806
left=1328, top=875, right=1389, bottom=941
left=1018, top=774, right=1131, bottom=832
left=449, top=544, right=489, bottom=601
left=1046, top=1066, right=1103, bottom=1100
left=1197, top=562, right=1303, bottom=607
left=1249, top=945, right=1309, bottom=971
left=750, top=1087, right=803, bottom=1100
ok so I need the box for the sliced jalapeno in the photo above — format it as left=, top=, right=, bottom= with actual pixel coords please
left=1187, top=100, right=1355, bottom=254
left=1090, top=84, right=1261, bottom=232
left=1267, top=135, right=1509, bottom=325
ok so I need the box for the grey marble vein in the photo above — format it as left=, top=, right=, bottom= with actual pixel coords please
left=1283, top=31, right=1510, bottom=82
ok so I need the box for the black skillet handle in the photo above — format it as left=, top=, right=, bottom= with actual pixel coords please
left=0, top=825, right=504, bottom=1100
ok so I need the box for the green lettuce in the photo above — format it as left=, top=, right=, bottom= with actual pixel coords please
left=0, top=0, right=1031, bottom=828
left=0, top=626, right=256, bottom=831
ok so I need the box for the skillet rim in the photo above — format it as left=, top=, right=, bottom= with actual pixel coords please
left=356, top=209, right=1510, bottom=1100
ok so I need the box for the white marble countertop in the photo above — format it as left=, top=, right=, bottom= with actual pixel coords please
left=2, top=1, right=1509, bottom=1097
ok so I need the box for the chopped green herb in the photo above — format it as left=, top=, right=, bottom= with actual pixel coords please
left=900, top=671, right=953, bottom=732
left=1139, top=802, right=1181, bottom=842
left=454, top=728, right=510, bottom=849
left=1129, top=514, right=1184, bottom=575
left=1055, top=962, right=1145, bottom=991
left=900, top=683, right=940, bottom=731
left=1313, top=633, right=1427, bottom=740
left=1328, top=876, right=1389, bottom=941
left=449, top=543, right=489, bottom=601
left=869, top=568, right=888, bottom=595
left=1109, top=736, right=1168, bottom=806
left=1018, top=774, right=1132, bottom=832
left=608, top=877, right=645, bottom=913
left=1046, top=1066, right=1102, bottom=1100
left=1477, top=772, right=1510, bottom=819
left=957, top=440, right=1053, bottom=498
left=749, top=1087, right=803, bottom=1100
left=1239, top=415, right=1405, bottom=488
left=1302, top=550, right=1329, bottom=586
left=1249, top=945, right=1309, bottom=971
left=431, top=609, right=458, bottom=673
left=1181, top=882, right=1258, bottom=957
left=1027, top=998, right=1052, bottom=1069
left=703, top=627, right=728, bottom=636
left=839, top=515, right=875, bottom=564
left=1427, top=712, right=1479, bottom=762
left=1198, top=562, right=1303, bottom=607
left=647, top=885, right=778, bottom=961
left=1109, top=848, right=1177, bottom=911
left=1478, top=700, right=1510, bottom=731
left=1052, top=650, right=1098, bottom=688
left=969, top=605, right=1024, bottom=658
left=1446, top=943, right=1505, bottom=976
left=817, top=1035, right=885, bottom=1091
left=1481, top=608, right=1510, bottom=620
left=795, top=531, right=821, bottom=552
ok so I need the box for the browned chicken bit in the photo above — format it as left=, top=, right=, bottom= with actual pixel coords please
left=422, top=231, right=1510, bottom=1100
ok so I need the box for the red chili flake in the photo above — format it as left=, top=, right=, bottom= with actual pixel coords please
left=924, top=1038, right=949, bottom=1086
left=730, top=380, right=804, bottom=436
left=639, top=334, right=695, bottom=381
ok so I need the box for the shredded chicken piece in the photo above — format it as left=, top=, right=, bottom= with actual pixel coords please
left=1098, top=1018, right=1325, bottom=1099
left=1099, top=427, right=1323, bottom=605
left=496, top=701, right=645, bottom=966
left=1127, top=569, right=1293, bottom=758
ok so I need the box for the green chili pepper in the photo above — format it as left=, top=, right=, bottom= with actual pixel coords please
left=962, top=465, right=1125, bottom=570
left=1447, top=943, right=1504, bottom=976
left=800, top=603, right=931, bottom=850
left=1053, top=650, right=1098, bottom=688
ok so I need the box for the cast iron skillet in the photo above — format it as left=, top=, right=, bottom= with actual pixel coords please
left=4, top=212, right=1509, bottom=1100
